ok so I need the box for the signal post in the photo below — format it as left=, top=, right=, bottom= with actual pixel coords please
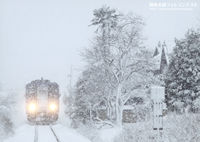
left=151, top=86, right=165, bottom=142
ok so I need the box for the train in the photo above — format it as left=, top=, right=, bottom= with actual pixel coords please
left=25, top=78, right=60, bottom=124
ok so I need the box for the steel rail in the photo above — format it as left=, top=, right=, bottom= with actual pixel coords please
left=34, top=125, right=38, bottom=142
left=49, top=125, right=61, bottom=142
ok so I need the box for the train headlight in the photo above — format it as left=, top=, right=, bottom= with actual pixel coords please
left=28, top=103, right=36, bottom=113
left=49, top=103, right=57, bottom=111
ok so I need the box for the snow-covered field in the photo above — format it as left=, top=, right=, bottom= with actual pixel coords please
left=4, top=124, right=91, bottom=142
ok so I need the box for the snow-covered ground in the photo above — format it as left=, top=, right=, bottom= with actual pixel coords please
left=3, top=124, right=34, bottom=142
left=98, top=127, right=121, bottom=142
left=4, top=124, right=91, bottom=142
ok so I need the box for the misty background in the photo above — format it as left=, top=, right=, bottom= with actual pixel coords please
left=0, top=0, right=199, bottom=93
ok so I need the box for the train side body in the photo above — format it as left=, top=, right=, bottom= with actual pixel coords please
left=25, top=78, right=60, bottom=124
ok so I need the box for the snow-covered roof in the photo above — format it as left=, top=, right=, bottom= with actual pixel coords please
left=152, top=42, right=169, bottom=72
left=153, top=50, right=162, bottom=70
left=162, top=45, right=169, bottom=65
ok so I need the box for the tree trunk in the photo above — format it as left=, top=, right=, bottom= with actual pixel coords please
left=89, top=104, right=92, bottom=122
left=116, top=83, right=123, bottom=127
left=107, top=100, right=111, bottom=120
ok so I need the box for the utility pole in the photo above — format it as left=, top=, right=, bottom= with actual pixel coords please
left=67, top=65, right=73, bottom=95
left=69, top=66, right=73, bottom=92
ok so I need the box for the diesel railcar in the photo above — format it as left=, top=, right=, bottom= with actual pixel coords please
left=25, top=78, right=60, bottom=124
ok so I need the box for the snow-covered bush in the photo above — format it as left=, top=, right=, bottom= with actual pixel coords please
left=164, top=113, right=200, bottom=142
left=121, top=122, right=152, bottom=142
left=119, top=113, right=200, bottom=142
left=0, top=106, right=13, bottom=139
left=71, top=65, right=115, bottom=125
left=0, top=91, right=15, bottom=140
left=192, top=97, right=200, bottom=112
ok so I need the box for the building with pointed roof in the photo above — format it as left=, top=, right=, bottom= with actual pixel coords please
left=153, top=41, right=169, bottom=74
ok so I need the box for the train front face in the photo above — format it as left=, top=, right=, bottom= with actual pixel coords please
left=26, top=98, right=59, bottom=123
left=26, top=81, right=59, bottom=124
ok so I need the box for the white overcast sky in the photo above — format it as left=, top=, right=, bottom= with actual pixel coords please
left=0, top=0, right=199, bottom=93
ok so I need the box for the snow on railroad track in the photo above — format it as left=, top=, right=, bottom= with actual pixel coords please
left=49, top=126, right=61, bottom=142
left=36, top=125, right=58, bottom=142
left=4, top=124, right=91, bottom=142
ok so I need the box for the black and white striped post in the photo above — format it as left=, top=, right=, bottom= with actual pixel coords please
left=151, top=86, right=165, bottom=142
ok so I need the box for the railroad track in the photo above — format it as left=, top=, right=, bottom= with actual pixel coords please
left=34, top=125, right=38, bottom=142
left=49, top=125, right=61, bottom=142
left=34, top=125, right=61, bottom=142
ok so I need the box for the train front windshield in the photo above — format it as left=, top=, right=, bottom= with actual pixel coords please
left=37, top=86, right=48, bottom=111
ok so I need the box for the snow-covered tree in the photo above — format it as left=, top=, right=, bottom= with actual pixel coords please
left=72, top=65, right=116, bottom=124
left=165, top=30, right=200, bottom=112
left=77, top=6, right=157, bottom=127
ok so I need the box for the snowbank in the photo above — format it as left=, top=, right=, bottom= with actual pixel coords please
left=53, top=124, right=91, bottom=142
left=98, top=127, right=121, bottom=142
left=3, top=124, right=34, bottom=142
